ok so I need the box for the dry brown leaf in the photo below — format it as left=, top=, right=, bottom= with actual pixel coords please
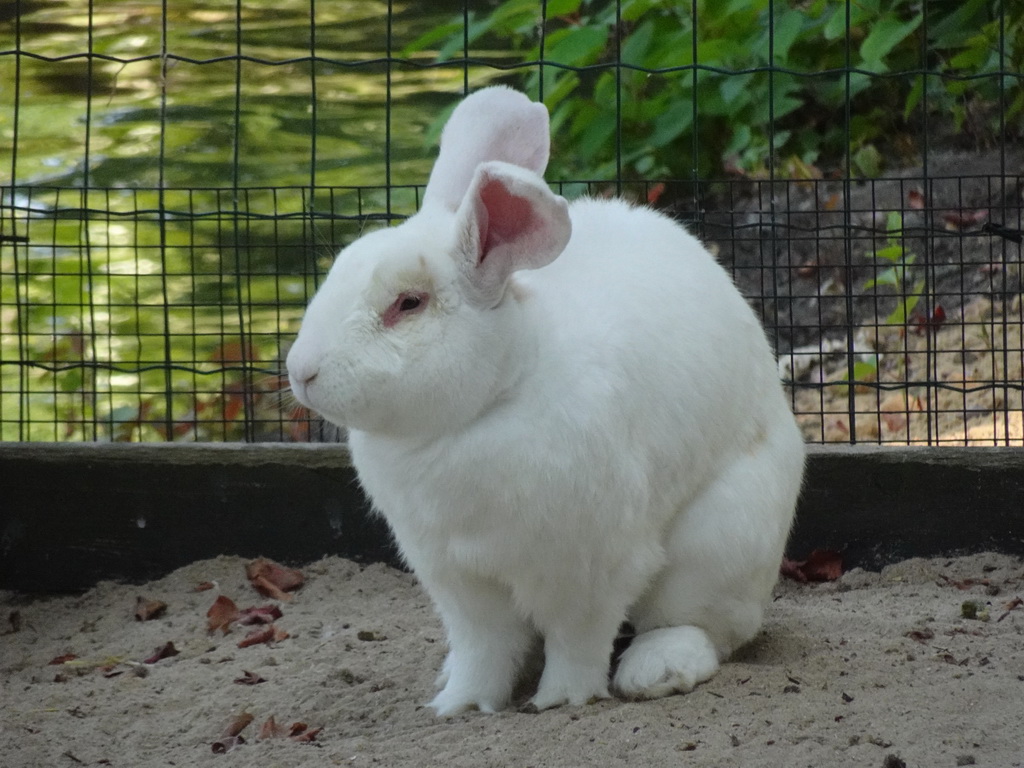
left=290, top=725, right=322, bottom=743
left=257, top=716, right=322, bottom=743
left=212, top=710, right=254, bottom=752
left=781, top=549, right=843, bottom=582
left=233, top=670, right=267, bottom=685
left=210, top=735, right=245, bottom=754
left=237, top=605, right=283, bottom=626
left=943, top=209, right=989, bottom=231
left=258, top=715, right=287, bottom=740
left=194, top=581, right=215, bottom=592
left=134, top=596, right=167, bottom=622
left=223, top=711, right=254, bottom=738
left=236, top=624, right=289, bottom=648
left=206, top=595, right=240, bottom=634
left=49, top=653, right=78, bottom=665
left=246, top=558, right=304, bottom=597
left=998, top=596, right=1023, bottom=622
left=905, top=628, right=934, bottom=644
left=142, top=642, right=179, bottom=664
left=249, top=575, right=292, bottom=602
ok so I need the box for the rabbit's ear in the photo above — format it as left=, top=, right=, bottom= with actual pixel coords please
left=423, top=87, right=551, bottom=213
left=454, top=161, right=571, bottom=306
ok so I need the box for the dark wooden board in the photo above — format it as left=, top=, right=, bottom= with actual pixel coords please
left=1, top=443, right=1022, bottom=592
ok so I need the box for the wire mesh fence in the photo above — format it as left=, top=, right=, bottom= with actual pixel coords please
left=1, top=1, right=1022, bottom=444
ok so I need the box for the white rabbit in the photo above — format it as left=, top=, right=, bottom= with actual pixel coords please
left=287, top=85, right=804, bottom=715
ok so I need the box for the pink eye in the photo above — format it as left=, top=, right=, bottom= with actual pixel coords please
left=398, top=295, right=423, bottom=312
left=382, top=291, right=429, bottom=328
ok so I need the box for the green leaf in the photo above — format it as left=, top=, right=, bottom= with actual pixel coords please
left=720, top=73, right=753, bottom=109
left=885, top=211, right=903, bottom=237
left=649, top=98, right=694, bottom=148
left=864, top=266, right=900, bottom=289
left=576, top=110, right=617, bottom=161
left=771, top=9, right=805, bottom=63
left=436, top=16, right=495, bottom=62
left=546, top=0, right=583, bottom=16
left=823, top=6, right=848, bottom=41
left=401, top=19, right=463, bottom=56
left=852, top=144, right=883, bottom=177
left=621, top=19, right=655, bottom=65
left=860, top=13, right=922, bottom=65
left=853, top=357, right=879, bottom=381
left=620, top=0, right=662, bottom=23
left=548, top=25, right=609, bottom=65
left=903, top=74, right=925, bottom=121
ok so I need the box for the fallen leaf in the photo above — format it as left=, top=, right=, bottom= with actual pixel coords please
left=291, top=726, right=323, bottom=743
left=233, top=670, right=267, bottom=685
left=49, top=654, right=78, bottom=665
left=940, top=575, right=990, bottom=590
left=238, top=625, right=280, bottom=649
left=781, top=549, right=843, bottom=582
left=212, top=711, right=254, bottom=753
left=237, top=605, right=283, bottom=626
left=904, top=628, right=934, bottom=644
left=142, top=642, right=179, bottom=664
left=997, top=596, right=1023, bottom=622
left=134, top=596, right=167, bottom=622
left=211, top=735, right=245, bottom=754
left=821, top=192, right=842, bottom=211
left=912, top=304, right=946, bottom=335
left=250, top=575, right=292, bottom=601
left=246, top=558, right=304, bottom=598
left=795, top=260, right=818, bottom=279
left=646, top=182, right=666, bottom=205
left=907, top=188, right=926, bottom=209
left=224, top=711, right=255, bottom=738
left=258, top=715, right=287, bottom=740
left=195, top=581, right=215, bottom=592
left=258, top=716, right=322, bottom=743
left=207, top=595, right=240, bottom=634
left=943, top=209, right=988, bottom=231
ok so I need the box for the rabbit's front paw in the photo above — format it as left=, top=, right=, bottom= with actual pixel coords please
left=429, top=684, right=505, bottom=716
left=428, top=655, right=516, bottom=716
left=613, top=625, right=720, bottom=699
left=529, top=663, right=610, bottom=711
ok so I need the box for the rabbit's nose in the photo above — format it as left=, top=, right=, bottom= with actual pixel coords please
left=286, top=353, right=320, bottom=398
left=289, top=368, right=318, bottom=391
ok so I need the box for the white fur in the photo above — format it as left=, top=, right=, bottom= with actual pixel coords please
left=287, top=85, right=805, bottom=716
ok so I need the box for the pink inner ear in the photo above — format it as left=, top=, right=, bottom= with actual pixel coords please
left=477, top=178, right=536, bottom=265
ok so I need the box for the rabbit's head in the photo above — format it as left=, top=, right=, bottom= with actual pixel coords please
left=287, top=87, right=572, bottom=436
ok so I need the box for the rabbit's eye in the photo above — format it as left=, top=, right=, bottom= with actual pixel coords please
left=382, top=291, right=429, bottom=328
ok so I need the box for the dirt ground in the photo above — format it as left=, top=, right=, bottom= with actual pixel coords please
left=2, top=552, right=1023, bottom=768
left=785, top=293, right=1024, bottom=445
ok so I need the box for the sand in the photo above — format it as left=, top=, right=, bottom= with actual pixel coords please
left=2, top=552, right=1023, bottom=768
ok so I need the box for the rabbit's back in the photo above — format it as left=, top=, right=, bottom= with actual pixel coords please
left=517, top=196, right=789, bottom=452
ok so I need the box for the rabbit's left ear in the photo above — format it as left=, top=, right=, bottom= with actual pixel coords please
left=454, top=161, right=571, bottom=306
left=423, top=87, right=551, bottom=213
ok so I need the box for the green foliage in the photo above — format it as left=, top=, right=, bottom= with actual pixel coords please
left=410, top=0, right=1023, bottom=180
left=864, top=211, right=925, bottom=327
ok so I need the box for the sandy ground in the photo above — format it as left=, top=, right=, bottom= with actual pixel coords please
left=2, top=553, right=1023, bottom=768
left=787, top=295, right=1024, bottom=446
